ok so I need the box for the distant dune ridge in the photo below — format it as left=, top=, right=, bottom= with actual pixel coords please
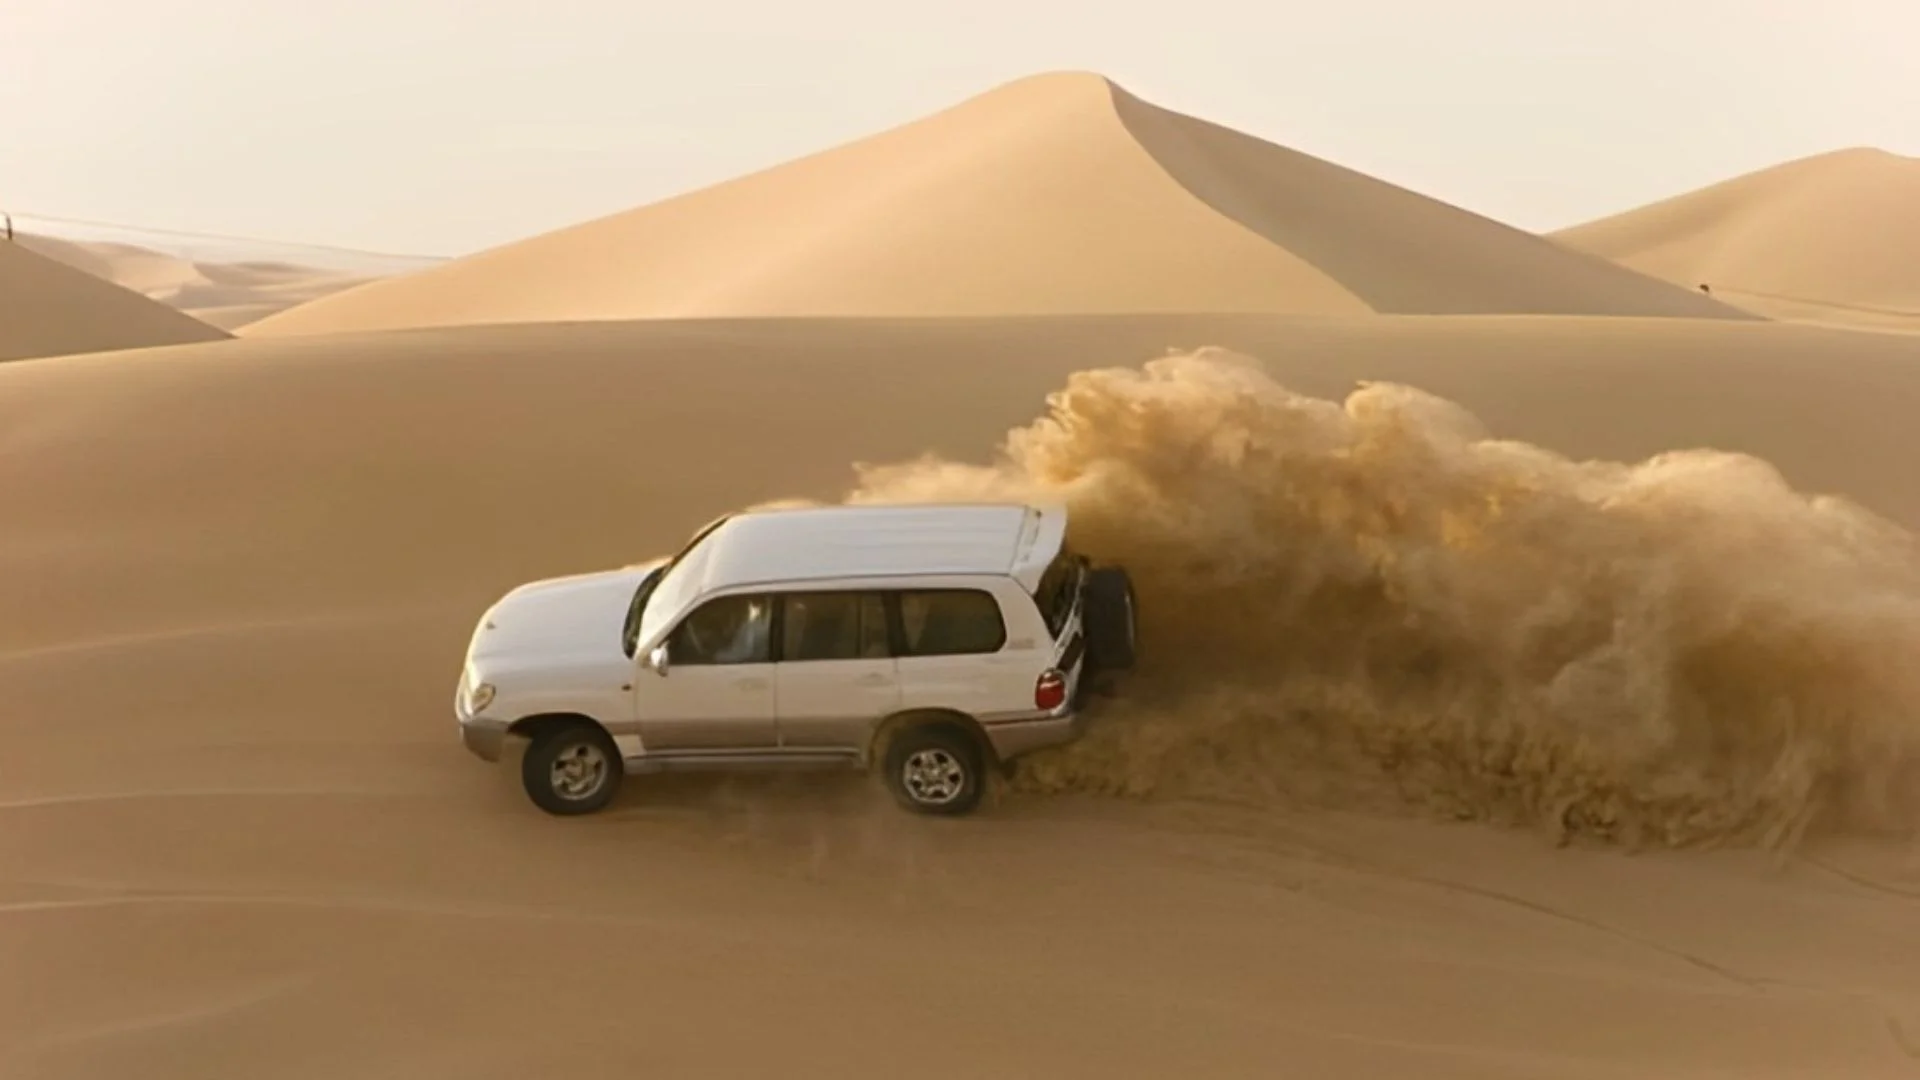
left=17, top=233, right=379, bottom=331
left=0, top=239, right=229, bottom=361
left=243, top=72, right=1744, bottom=337
left=1554, top=148, right=1920, bottom=330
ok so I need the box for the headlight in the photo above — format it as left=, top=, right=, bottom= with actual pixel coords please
left=468, top=682, right=496, bottom=714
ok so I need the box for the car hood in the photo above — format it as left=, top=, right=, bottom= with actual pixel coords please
left=467, top=563, right=661, bottom=666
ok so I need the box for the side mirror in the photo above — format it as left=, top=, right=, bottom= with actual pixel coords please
left=646, top=643, right=670, bottom=676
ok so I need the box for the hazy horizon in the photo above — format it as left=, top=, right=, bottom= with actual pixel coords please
left=5, top=0, right=1915, bottom=261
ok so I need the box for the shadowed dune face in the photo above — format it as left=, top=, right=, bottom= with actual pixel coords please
left=1105, top=88, right=1749, bottom=319
left=0, top=242, right=229, bottom=361
left=1552, top=148, right=1920, bottom=331
left=241, top=72, right=1738, bottom=337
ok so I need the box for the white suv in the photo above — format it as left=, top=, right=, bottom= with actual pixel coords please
left=454, top=502, right=1138, bottom=816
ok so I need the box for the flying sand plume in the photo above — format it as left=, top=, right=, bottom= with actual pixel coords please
left=837, top=349, right=1920, bottom=850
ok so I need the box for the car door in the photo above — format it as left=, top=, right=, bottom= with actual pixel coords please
left=773, top=590, right=900, bottom=751
left=890, top=586, right=1027, bottom=719
left=632, top=592, right=778, bottom=752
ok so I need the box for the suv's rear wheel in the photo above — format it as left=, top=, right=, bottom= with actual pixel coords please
left=882, top=725, right=985, bottom=816
left=521, top=721, right=623, bottom=815
left=1082, top=565, right=1138, bottom=674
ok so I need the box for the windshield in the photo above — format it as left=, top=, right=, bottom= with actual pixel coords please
left=623, top=514, right=732, bottom=656
left=619, top=565, right=666, bottom=658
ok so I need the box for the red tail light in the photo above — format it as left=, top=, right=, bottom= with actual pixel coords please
left=1034, top=669, right=1067, bottom=711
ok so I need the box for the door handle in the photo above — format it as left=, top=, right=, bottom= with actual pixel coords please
left=854, top=674, right=891, bottom=687
left=735, top=677, right=770, bottom=690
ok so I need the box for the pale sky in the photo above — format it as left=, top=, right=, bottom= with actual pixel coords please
left=4, top=0, right=1914, bottom=261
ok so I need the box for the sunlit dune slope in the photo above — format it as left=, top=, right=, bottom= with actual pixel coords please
left=7, top=313, right=1920, bottom=1078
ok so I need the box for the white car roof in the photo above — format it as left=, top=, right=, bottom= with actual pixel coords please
left=687, top=501, right=1067, bottom=595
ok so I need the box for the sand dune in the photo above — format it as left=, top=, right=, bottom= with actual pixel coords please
left=5, top=313, right=1920, bottom=1077
left=0, top=241, right=228, bottom=361
left=1554, top=148, right=1920, bottom=331
left=241, top=73, right=1743, bottom=338
left=17, top=234, right=380, bottom=331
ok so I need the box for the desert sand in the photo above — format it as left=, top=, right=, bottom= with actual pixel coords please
left=0, top=240, right=228, bottom=361
left=17, top=234, right=380, bottom=331
left=5, top=71, right=1920, bottom=1080
left=242, top=73, right=1743, bottom=338
left=1554, top=148, right=1920, bottom=332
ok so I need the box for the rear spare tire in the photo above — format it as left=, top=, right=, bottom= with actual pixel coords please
left=1082, top=566, right=1138, bottom=674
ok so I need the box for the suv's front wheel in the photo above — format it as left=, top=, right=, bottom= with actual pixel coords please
left=521, top=721, right=624, bottom=815
left=882, top=725, right=985, bottom=816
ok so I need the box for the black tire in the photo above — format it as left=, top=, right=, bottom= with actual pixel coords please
left=1082, top=565, right=1138, bottom=674
left=521, top=721, right=624, bottom=816
left=881, top=725, right=985, bottom=816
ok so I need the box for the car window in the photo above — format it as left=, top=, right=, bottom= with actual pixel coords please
left=896, top=589, right=1006, bottom=656
left=1032, top=547, right=1082, bottom=638
left=668, top=593, right=773, bottom=665
left=781, top=591, right=890, bottom=662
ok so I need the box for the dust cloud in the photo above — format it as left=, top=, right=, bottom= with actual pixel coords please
left=843, top=349, right=1920, bottom=850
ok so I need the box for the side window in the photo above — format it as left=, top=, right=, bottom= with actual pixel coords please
left=667, top=594, right=773, bottom=665
left=781, top=591, right=890, bottom=662
left=896, top=590, right=1006, bottom=657
left=1032, top=548, right=1082, bottom=638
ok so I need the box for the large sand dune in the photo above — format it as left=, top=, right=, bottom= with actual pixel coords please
left=1554, top=148, right=1920, bottom=331
left=0, top=241, right=228, bottom=361
left=242, top=73, right=1743, bottom=337
left=5, top=314, right=1919, bottom=1078
left=18, top=233, right=383, bottom=331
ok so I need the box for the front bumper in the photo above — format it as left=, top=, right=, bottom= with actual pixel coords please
left=459, top=714, right=511, bottom=762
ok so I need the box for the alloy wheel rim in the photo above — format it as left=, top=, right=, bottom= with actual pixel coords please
left=902, top=748, right=966, bottom=805
left=550, top=742, right=609, bottom=800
